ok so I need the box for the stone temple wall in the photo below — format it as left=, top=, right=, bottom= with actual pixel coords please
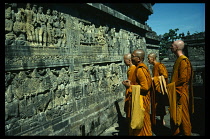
left=182, top=32, right=205, bottom=98
left=5, top=3, right=158, bottom=136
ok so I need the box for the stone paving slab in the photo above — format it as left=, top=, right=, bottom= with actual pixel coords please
left=99, top=106, right=202, bottom=136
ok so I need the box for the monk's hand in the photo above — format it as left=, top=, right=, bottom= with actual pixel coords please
left=122, top=80, right=131, bottom=89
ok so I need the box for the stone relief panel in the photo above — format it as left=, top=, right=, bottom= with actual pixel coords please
left=5, top=3, right=147, bottom=52
left=5, top=3, right=149, bottom=73
left=193, top=71, right=204, bottom=85
left=5, top=3, right=16, bottom=46
left=5, top=3, right=152, bottom=136
left=188, top=46, right=205, bottom=61
left=167, top=49, right=176, bottom=61
left=5, top=61, right=125, bottom=128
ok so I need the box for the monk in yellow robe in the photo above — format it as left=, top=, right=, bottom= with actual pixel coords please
left=123, top=53, right=136, bottom=133
left=122, top=49, right=152, bottom=136
left=148, top=53, right=169, bottom=126
left=169, top=40, right=194, bottom=136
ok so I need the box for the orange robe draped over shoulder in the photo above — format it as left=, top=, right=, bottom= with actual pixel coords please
left=127, top=63, right=152, bottom=136
left=169, top=55, right=194, bottom=136
left=124, top=65, right=136, bottom=118
left=151, top=63, right=169, bottom=125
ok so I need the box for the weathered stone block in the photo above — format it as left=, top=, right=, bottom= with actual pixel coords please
left=5, top=100, right=19, bottom=121
left=52, top=120, right=69, bottom=132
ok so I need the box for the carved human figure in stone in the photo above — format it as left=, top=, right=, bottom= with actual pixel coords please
left=5, top=5, right=16, bottom=45
left=107, top=35, right=112, bottom=54
left=136, top=38, right=141, bottom=47
left=60, top=22, right=66, bottom=47
left=98, top=68, right=107, bottom=92
left=109, top=28, right=115, bottom=38
left=52, top=10, right=61, bottom=47
left=46, top=9, right=53, bottom=46
left=133, top=35, right=137, bottom=46
left=112, top=36, right=117, bottom=50
left=13, top=8, right=26, bottom=46
left=24, top=3, right=36, bottom=46
left=60, top=13, right=67, bottom=47
left=5, top=3, right=16, bottom=20
left=108, top=28, right=115, bottom=47
left=71, top=17, right=78, bottom=30
left=5, top=6, right=14, bottom=34
left=83, top=24, right=89, bottom=43
left=89, top=65, right=98, bottom=82
left=97, top=26, right=106, bottom=45
left=78, top=21, right=85, bottom=43
left=89, top=24, right=96, bottom=43
left=36, top=6, right=47, bottom=46
left=86, top=25, right=92, bottom=43
left=32, top=4, right=38, bottom=45
left=118, top=29, right=123, bottom=40
left=108, top=28, right=114, bottom=52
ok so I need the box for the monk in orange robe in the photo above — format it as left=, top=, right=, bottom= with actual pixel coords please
left=123, top=53, right=136, bottom=133
left=148, top=53, right=169, bottom=126
left=122, top=49, right=152, bottom=136
left=169, top=40, right=194, bottom=136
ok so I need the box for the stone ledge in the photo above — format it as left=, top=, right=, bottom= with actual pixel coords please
left=86, top=3, right=150, bottom=32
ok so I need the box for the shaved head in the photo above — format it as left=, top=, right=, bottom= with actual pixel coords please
left=172, top=40, right=185, bottom=50
left=131, top=49, right=145, bottom=66
left=148, top=52, right=157, bottom=64
left=148, top=53, right=157, bottom=59
left=133, top=49, right=145, bottom=61
left=171, top=40, right=185, bottom=57
left=124, top=53, right=131, bottom=60
left=123, top=53, right=132, bottom=66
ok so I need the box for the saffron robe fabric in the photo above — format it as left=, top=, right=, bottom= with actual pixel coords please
left=167, top=82, right=181, bottom=125
left=159, top=75, right=169, bottom=96
left=169, top=55, right=194, bottom=136
left=130, top=85, right=145, bottom=129
left=151, top=63, right=169, bottom=125
left=127, top=63, right=152, bottom=136
left=124, top=65, right=136, bottom=118
left=127, top=65, right=136, bottom=81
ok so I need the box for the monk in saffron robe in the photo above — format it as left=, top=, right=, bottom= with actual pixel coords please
left=122, top=49, right=152, bottom=136
left=123, top=53, right=136, bottom=134
left=148, top=53, right=169, bottom=126
left=169, top=40, right=194, bottom=136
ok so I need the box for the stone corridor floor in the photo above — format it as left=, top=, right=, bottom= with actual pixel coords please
left=99, top=105, right=204, bottom=136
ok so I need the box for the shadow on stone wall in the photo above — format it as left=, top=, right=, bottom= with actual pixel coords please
left=113, top=101, right=128, bottom=136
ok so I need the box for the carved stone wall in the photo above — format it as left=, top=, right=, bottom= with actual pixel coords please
left=182, top=32, right=205, bottom=98
left=5, top=3, right=158, bottom=136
